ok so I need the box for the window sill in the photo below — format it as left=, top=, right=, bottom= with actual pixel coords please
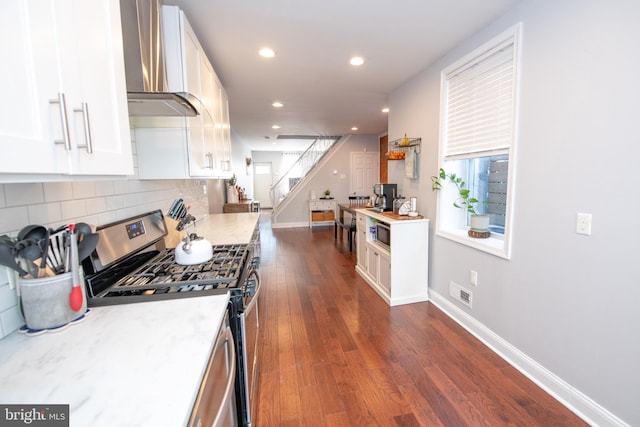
left=436, top=228, right=511, bottom=259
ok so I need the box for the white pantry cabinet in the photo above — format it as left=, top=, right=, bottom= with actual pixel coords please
left=355, top=210, right=429, bottom=306
left=0, top=0, right=133, bottom=179
left=135, top=6, right=231, bottom=179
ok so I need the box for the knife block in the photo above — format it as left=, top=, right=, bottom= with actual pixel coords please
left=19, top=271, right=87, bottom=331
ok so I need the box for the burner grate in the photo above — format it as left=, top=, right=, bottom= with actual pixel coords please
left=100, top=244, right=250, bottom=297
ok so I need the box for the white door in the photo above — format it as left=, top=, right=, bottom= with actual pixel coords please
left=351, top=152, right=378, bottom=196
left=253, top=162, right=273, bottom=208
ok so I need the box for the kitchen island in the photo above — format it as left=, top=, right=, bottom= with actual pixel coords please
left=0, top=294, right=230, bottom=427
left=355, top=208, right=429, bottom=306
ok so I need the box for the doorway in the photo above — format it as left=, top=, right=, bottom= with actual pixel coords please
left=253, top=162, right=273, bottom=208
left=350, top=152, right=378, bottom=196
left=379, top=135, right=388, bottom=183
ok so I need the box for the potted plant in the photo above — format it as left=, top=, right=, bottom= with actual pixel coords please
left=322, top=189, right=332, bottom=199
left=431, top=168, right=490, bottom=236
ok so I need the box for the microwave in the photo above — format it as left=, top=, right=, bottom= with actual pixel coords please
left=376, top=221, right=391, bottom=248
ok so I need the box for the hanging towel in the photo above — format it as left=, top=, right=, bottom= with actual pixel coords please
left=405, top=148, right=418, bottom=179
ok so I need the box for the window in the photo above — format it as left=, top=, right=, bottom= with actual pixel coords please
left=436, top=24, right=521, bottom=259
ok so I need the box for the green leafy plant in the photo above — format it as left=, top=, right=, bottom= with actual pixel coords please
left=324, top=189, right=331, bottom=196
left=227, top=173, right=237, bottom=187
left=431, top=168, right=485, bottom=215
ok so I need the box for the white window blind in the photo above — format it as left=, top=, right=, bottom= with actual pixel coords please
left=444, top=38, right=516, bottom=159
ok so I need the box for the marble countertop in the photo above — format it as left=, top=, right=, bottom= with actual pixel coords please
left=166, top=213, right=259, bottom=248
left=195, top=212, right=259, bottom=245
left=0, top=294, right=230, bottom=427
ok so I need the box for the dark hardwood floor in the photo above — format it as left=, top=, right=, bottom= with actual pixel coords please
left=255, top=213, right=587, bottom=426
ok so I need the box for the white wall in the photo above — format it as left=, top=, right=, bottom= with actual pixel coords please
left=389, top=0, right=639, bottom=425
left=263, top=135, right=379, bottom=226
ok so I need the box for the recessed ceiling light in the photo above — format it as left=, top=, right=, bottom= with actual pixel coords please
left=351, top=127, right=358, bottom=131
left=272, top=102, right=284, bottom=108
left=382, top=107, right=390, bottom=113
left=349, top=56, right=365, bottom=66
left=272, top=125, right=281, bottom=129
left=259, top=48, right=275, bottom=58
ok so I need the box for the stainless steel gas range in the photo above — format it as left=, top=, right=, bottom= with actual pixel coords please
left=82, top=210, right=261, bottom=427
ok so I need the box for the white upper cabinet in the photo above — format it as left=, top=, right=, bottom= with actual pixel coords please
left=0, top=0, right=133, bottom=180
left=136, top=6, right=231, bottom=179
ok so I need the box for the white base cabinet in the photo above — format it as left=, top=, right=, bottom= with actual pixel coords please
left=308, top=199, right=336, bottom=228
left=0, top=0, right=133, bottom=180
left=356, top=211, right=429, bottom=306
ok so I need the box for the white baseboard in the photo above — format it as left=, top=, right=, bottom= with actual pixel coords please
left=429, top=290, right=628, bottom=427
left=270, top=221, right=309, bottom=229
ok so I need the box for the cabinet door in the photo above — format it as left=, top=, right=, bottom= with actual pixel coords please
left=65, top=0, right=133, bottom=175
left=0, top=1, right=70, bottom=174
left=378, top=251, right=391, bottom=294
left=0, top=0, right=133, bottom=177
left=366, top=246, right=377, bottom=280
left=356, top=229, right=366, bottom=270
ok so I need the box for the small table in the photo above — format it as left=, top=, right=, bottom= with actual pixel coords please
left=337, top=203, right=357, bottom=223
left=335, top=203, right=359, bottom=251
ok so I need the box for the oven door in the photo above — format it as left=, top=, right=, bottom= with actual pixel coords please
left=240, top=267, right=261, bottom=426
left=188, top=320, right=237, bottom=427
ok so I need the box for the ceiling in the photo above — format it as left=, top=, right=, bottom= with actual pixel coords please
left=162, top=0, right=520, bottom=151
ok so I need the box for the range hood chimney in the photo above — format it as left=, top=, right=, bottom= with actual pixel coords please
left=120, top=0, right=198, bottom=117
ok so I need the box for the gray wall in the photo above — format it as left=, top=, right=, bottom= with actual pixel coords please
left=389, top=0, right=638, bottom=425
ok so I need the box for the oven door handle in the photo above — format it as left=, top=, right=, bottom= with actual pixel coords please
left=213, top=327, right=236, bottom=427
left=244, top=268, right=261, bottom=312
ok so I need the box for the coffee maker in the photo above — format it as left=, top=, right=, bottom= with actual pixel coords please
left=372, top=184, right=397, bottom=212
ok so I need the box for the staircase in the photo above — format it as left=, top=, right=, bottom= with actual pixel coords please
left=269, top=136, right=340, bottom=214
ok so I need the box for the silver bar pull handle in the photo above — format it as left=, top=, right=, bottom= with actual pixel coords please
left=49, top=93, right=71, bottom=151
left=74, top=102, right=94, bottom=153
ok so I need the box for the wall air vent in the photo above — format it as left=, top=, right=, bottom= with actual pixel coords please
left=449, top=281, right=473, bottom=308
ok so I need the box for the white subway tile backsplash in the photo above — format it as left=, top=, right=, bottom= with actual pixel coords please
left=5, top=183, right=44, bottom=206
left=60, top=199, right=88, bottom=219
left=0, top=177, right=208, bottom=339
left=0, top=269, right=22, bottom=339
left=0, top=206, right=30, bottom=234
left=94, top=181, right=115, bottom=197
left=105, top=195, right=125, bottom=210
left=86, top=197, right=108, bottom=215
left=0, top=185, right=7, bottom=208
left=43, top=182, right=73, bottom=202
left=27, top=203, right=62, bottom=225
left=72, top=181, right=96, bottom=199
left=1, top=305, right=23, bottom=338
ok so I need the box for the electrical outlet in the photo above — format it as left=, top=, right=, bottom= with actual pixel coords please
left=470, top=270, right=478, bottom=286
left=576, top=213, right=592, bottom=235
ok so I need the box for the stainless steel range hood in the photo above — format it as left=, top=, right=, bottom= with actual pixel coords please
left=120, top=0, right=198, bottom=117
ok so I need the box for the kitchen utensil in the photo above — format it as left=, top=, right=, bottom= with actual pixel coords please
left=47, top=230, right=64, bottom=274
left=77, top=232, right=99, bottom=262
left=17, top=224, right=46, bottom=242
left=168, top=198, right=183, bottom=219
left=68, top=224, right=83, bottom=312
left=167, top=199, right=180, bottom=218
left=0, top=235, right=28, bottom=277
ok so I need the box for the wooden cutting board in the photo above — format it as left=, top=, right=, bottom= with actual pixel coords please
left=381, top=212, right=424, bottom=220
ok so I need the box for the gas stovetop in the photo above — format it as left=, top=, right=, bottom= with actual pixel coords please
left=86, top=244, right=251, bottom=305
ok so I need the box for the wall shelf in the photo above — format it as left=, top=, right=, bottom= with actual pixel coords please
left=386, top=137, right=421, bottom=160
